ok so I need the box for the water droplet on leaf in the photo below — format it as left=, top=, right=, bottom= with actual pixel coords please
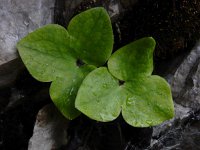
left=126, top=97, right=136, bottom=106
left=100, top=113, right=106, bottom=121
left=102, top=83, right=108, bottom=88
left=69, top=88, right=74, bottom=95
left=146, top=120, right=153, bottom=125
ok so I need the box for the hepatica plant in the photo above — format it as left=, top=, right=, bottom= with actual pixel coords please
left=17, top=7, right=174, bottom=127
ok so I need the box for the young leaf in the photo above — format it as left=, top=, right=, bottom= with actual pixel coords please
left=76, top=37, right=174, bottom=127
left=49, top=66, right=95, bottom=119
left=68, top=7, right=113, bottom=67
left=122, top=76, right=174, bottom=127
left=17, top=7, right=113, bottom=119
left=108, top=37, right=155, bottom=81
left=75, top=67, right=124, bottom=121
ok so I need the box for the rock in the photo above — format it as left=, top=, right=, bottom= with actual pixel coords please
left=0, top=58, right=24, bottom=88
left=0, top=0, right=55, bottom=66
left=149, top=41, right=200, bottom=149
left=152, top=103, right=191, bottom=138
left=0, top=74, right=50, bottom=150
left=149, top=109, right=200, bottom=150
left=28, top=104, right=69, bottom=150
left=171, top=41, right=200, bottom=108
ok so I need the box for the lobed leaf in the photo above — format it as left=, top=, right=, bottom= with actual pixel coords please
left=108, top=37, right=155, bottom=81
left=122, top=76, right=174, bottom=127
left=49, top=65, right=95, bottom=119
left=75, top=67, right=174, bottom=127
left=75, top=67, right=124, bottom=121
left=68, top=7, right=113, bottom=67
left=17, top=7, right=113, bottom=119
left=76, top=37, right=174, bottom=127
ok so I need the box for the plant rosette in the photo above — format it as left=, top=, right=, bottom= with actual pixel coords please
left=17, top=7, right=113, bottom=120
left=17, top=7, right=174, bottom=127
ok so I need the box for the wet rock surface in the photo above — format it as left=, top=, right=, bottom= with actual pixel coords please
left=0, top=70, right=51, bottom=150
left=171, top=42, right=200, bottom=108
left=28, top=104, right=68, bottom=150
left=0, top=0, right=200, bottom=150
left=148, top=43, right=200, bottom=150
left=0, top=0, right=55, bottom=65
left=149, top=106, right=200, bottom=150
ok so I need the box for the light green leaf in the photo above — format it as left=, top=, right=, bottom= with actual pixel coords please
left=50, top=65, right=95, bottom=119
left=76, top=37, right=174, bottom=127
left=108, top=37, right=155, bottom=81
left=122, top=76, right=174, bottom=127
left=17, top=24, right=75, bottom=82
left=76, top=68, right=174, bottom=126
left=68, top=7, right=113, bottom=66
left=17, top=7, right=113, bottom=119
left=75, top=67, right=124, bottom=121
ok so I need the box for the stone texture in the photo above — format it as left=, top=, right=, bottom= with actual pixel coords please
left=149, top=41, right=200, bottom=149
left=0, top=0, right=55, bottom=66
left=171, top=41, right=200, bottom=108
left=149, top=111, right=200, bottom=150
left=28, top=104, right=68, bottom=150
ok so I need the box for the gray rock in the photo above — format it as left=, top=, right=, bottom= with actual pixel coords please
left=149, top=41, right=200, bottom=149
left=0, top=0, right=55, bottom=89
left=28, top=104, right=69, bottom=150
left=104, top=0, right=138, bottom=21
left=149, top=109, right=200, bottom=150
left=0, top=0, right=55, bottom=66
left=152, top=103, right=191, bottom=138
left=171, top=41, right=200, bottom=108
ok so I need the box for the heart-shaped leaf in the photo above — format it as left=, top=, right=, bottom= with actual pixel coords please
left=17, top=7, right=113, bottom=119
left=108, top=37, right=155, bottom=81
left=68, top=7, right=113, bottom=66
left=75, top=67, right=125, bottom=121
left=75, top=37, right=174, bottom=127
left=122, top=76, right=174, bottom=127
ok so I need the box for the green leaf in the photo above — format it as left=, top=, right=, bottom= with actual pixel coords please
left=76, top=68, right=174, bottom=127
left=17, top=24, right=75, bottom=82
left=76, top=37, right=174, bottom=127
left=122, top=76, right=174, bottom=127
left=75, top=67, right=124, bottom=121
left=68, top=7, right=113, bottom=66
left=108, top=37, right=155, bottom=81
left=17, top=7, right=113, bottom=119
left=50, top=65, right=95, bottom=119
